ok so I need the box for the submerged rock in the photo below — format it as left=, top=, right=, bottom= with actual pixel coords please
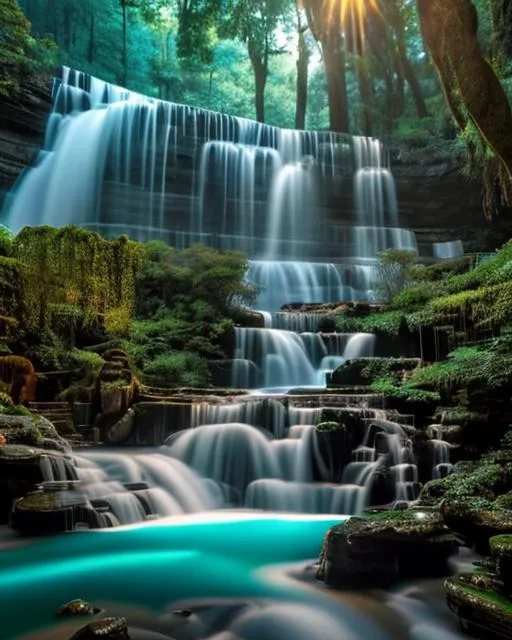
left=317, top=509, right=460, bottom=588
left=69, top=617, right=130, bottom=639
left=57, top=599, right=98, bottom=616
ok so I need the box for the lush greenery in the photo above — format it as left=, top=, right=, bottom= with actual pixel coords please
left=0, top=226, right=254, bottom=387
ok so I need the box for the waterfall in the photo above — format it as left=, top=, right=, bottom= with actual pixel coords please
left=2, top=66, right=430, bottom=305
left=232, top=328, right=376, bottom=391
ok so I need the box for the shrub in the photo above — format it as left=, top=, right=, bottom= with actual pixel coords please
left=143, top=351, right=210, bottom=387
left=373, top=249, right=418, bottom=304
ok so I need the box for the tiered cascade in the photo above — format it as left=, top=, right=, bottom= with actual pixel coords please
left=3, top=69, right=453, bottom=530
left=3, top=66, right=419, bottom=308
left=30, top=398, right=425, bottom=526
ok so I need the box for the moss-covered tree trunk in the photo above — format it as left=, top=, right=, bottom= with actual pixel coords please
left=417, top=0, right=512, bottom=180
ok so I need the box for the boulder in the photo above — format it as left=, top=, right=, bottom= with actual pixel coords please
left=445, top=573, right=512, bottom=640
left=441, top=499, right=512, bottom=554
left=57, top=599, right=99, bottom=616
left=10, top=483, right=102, bottom=533
left=69, top=617, right=130, bottom=639
left=317, top=508, right=460, bottom=588
left=0, top=444, right=75, bottom=523
left=106, top=408, right=134, bottom=443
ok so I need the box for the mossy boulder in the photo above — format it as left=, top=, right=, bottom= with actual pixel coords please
left=445, top=573, right=512, bottom=640
left=491, top=535, right=512, bottom=594
left=0, top=412, right=70, bottom=451
left=440, top=499, right=512, bottom=554
left=329, top=357, right=420, bottom=387
left=317, top=508, right=460, bottom=588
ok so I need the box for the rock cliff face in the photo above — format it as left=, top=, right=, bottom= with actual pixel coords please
left=391, top=147, right=492, bottom=248
left=0, top=74, right=52, bottom=206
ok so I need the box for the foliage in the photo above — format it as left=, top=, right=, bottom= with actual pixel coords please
left=137, top=241, right=256, bottom=318
left=0, top=225, right=13, bottom=257
left=13, top=226, right=143, bottom=336
left=316, top=421, right=344, bottom=432
left=409, top=330, right=512, bottom=393
left=143, top=350, right=210, bottom=387
left=0, top=0, right=32, bottom=97
left=391, top=281, right=437, bottom=312
left=334, top=310, right=406, bottom=336
left=373, top=249, right=418, bottom=304
left=0, top=403, right=33, bottom=417
left=370, top=377, right=440, bottom=404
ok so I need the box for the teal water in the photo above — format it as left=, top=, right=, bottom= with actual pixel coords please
left=0, top=513, right=385, bottom=640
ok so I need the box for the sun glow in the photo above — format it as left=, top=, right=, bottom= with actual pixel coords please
left=326, top=0, right=380, bottom=45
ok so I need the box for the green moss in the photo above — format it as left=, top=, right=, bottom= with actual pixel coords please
left=490, top=535, right=512, bottom=557
left=316, top=421, right=344, bottom=432
left=334, top=310, right=406, bottom=336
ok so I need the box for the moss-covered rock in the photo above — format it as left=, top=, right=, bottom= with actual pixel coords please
left=445, top=573, right=512, bottom=640
left=329, top=357, right=421, bottom=387
left=491, top=535, right=512, bottom=594
left=317, top=508, right=460, bottom=588
left=0, top=412, right=69, bottom=450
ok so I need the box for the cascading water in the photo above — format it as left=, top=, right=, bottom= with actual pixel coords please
left=59, top=400, right=422, bottom=524
left=2, top=68, right=451, bottom=525
left=3, top=66, right=420, bottom=308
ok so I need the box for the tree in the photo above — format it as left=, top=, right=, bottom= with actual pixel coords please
left=417, top=0, right=512, bottom=216
left=0, top=0, right=32, bottom=97
left=300, top=0, right=349, bottom=132
left=219, top=0, right=290, bottom=123
left=295, top=6, right=309, bottom=129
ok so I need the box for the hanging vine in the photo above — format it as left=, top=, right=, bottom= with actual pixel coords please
left=13, top=226, right=143, bottom=339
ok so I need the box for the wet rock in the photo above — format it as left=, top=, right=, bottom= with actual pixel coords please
left=69, top=617, right=130, bottom=639
left=106, top=408, right=134, bottom=444
left=317, top=508, right=460, bottom=588
left=491, top=535, right=512, bottom=593
left=0, top=444, right=75, bottom=523
left=11, top=484, right=102, bottom=533
left=57, top=599, right=98, bottom=616
left=313, top=422, right=348, bottom=482
left=441, top=499, right=512, bottom=554
left=445, top=573, right=512, bottom=640
left=0, top=413, right=67, bottom=448
left=329, top=357, right=421, bottom=387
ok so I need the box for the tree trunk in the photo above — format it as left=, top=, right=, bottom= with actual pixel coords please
left=322, top=28, right=349, bottom=133
left=121, top=0, right=127, bottom=86
left=295, top=22, right=309, bottom=130
left=87, top=13, right=95, bottom=63
left=418, top=0, right=512, bottom=177
left=398, top=45, right=429, bottom=118
left=248, top=37, right=268, bottom=123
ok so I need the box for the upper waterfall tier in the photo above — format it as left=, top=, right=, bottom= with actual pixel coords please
left=3, top=66, right=417, bottom=265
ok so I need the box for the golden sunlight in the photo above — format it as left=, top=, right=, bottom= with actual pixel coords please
left=326, top=0, right=380, bottom=40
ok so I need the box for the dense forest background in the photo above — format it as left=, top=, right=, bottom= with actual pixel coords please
left=6, top=0, right=502, bottom=137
